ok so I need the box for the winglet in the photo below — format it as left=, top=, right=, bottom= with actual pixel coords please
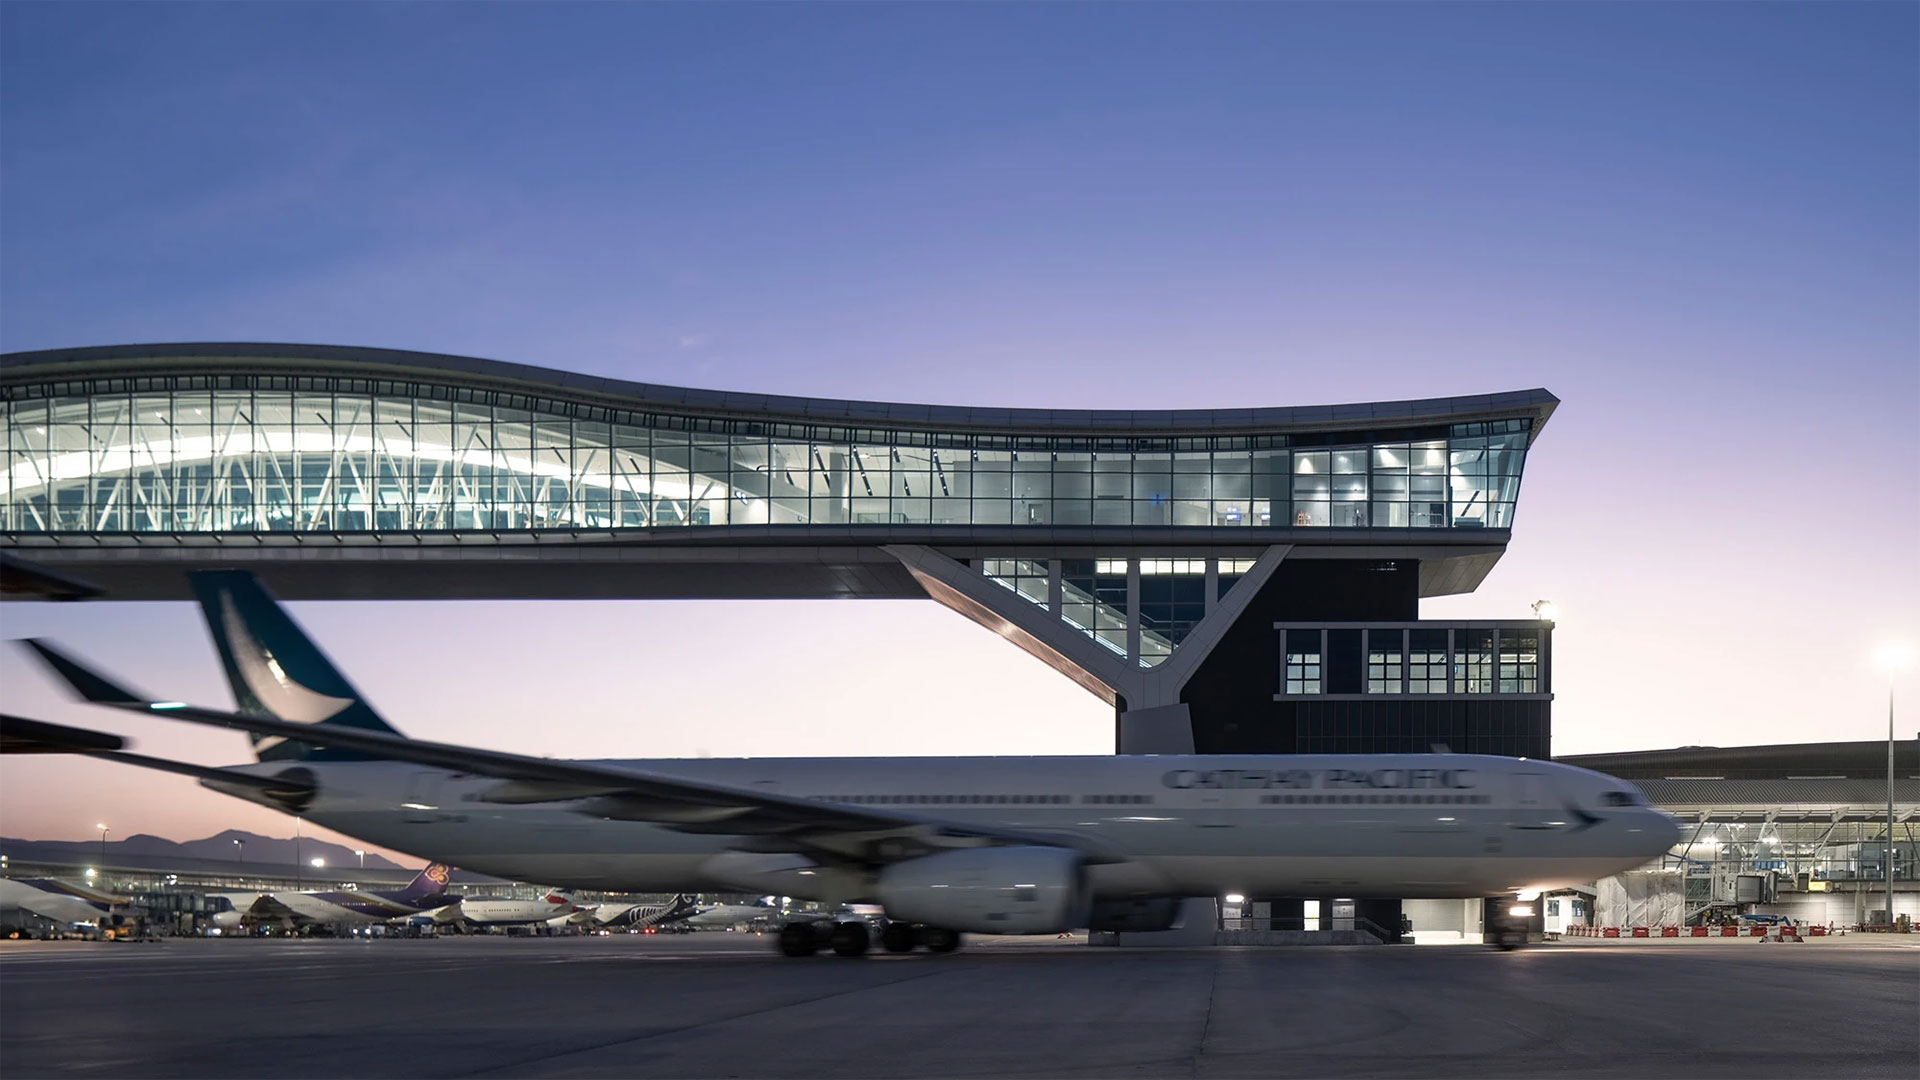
left=19, top=639, right=148, bottom=705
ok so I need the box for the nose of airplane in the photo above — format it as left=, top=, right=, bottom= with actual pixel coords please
left=1650, top=809, right=1685, bottom=852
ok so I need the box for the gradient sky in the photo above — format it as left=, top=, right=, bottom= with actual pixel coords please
left=1, top=3, right=1915, bottom=861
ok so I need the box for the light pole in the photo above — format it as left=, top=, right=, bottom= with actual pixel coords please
left=355, top=850, right=366, bottom=871
left=233, top=837, right=244, bottom=865
left=96, top=824, right=108, bottom=878
left=1873, top=643, right=1912, bottom=929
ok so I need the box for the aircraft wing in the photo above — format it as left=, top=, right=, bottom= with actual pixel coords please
left=0, top=714, right=124, bottom=753
left=23, top=640, right=1109, bottom=869
left=1, top=712, right=318, bottom=802
left=0, top=885, right=111, bottom=926
left=267, top=891, right=359, bottom=924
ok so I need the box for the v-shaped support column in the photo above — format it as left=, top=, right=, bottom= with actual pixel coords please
left=883, top=545, right=1291, bottom=753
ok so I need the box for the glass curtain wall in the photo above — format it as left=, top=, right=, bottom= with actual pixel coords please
left=3, top=386, right=1529, bottom=534
left=1279, top=625, right=1547, bottom=698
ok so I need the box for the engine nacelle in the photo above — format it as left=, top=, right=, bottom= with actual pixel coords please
left=1086, top=897, right=1184, bottom=933
left=875, top=846, right=1085, bottom=935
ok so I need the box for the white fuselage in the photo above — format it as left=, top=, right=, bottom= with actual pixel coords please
left=686, top=904, right=779, bottom=928
left=207, top=753, right=1682, bottom=904
left=434, top=896, right=579, bottom=926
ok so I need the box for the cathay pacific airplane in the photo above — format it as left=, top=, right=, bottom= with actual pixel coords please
left=14, top=571, right=1682, bottom=957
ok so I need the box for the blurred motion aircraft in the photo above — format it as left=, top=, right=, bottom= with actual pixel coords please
left=14, top=571, right=1684, bottom=956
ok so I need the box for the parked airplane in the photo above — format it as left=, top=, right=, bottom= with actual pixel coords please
left=430, top=888, right=583, bottom=930
left=0, top=877, right=128, bottom=936
left=17, top=570, right=1684, bottom=957
left=212, top=863, right=455, bottom=930
left=684, top=899, right=783, bottom=930
left=591, top=893, right=699, bottom=930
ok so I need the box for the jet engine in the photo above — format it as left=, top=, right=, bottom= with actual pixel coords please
left=875, top=846, right=1086, bottom=935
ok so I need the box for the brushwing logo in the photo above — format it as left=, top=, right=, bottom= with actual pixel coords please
left=425, top=864, right=452, bottom=887
left=221, top=592, right=353, bottom=750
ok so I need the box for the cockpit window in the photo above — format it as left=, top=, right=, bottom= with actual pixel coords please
left=1601, top=791, right=1641, bottom=807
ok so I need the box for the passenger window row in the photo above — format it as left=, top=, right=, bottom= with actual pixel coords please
left=818, top=794, right=1074, bottom=806
left=1081, top=794, right=1154, bottom=805
left=1257, top=793, right=1491, bottom=805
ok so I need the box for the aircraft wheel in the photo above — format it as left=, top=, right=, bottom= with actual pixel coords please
left=778, top=922, right=822, bottom=957
left=880, top=921, right=917, bottom=953
left=830, top=921, right=870, bottom=957
left=920, top=926, right=961, bottom=953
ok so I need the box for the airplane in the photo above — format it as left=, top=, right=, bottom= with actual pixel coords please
left=683, top=899, right=784, bottom=930
left=590, top=893, right=700, bottom=930
left=211, top=862, right=456, bottom=931
left=428, top=888, right=583, bottom=930
left=0, top=877, right=129, bottom=938
left=12, top=569, right=1685, bottom=957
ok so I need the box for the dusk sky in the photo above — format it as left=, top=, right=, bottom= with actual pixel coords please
left=1, top=3, right=1914, bottom=861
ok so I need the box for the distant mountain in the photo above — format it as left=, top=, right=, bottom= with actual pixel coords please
left=0, top=829, right=404, bottom=871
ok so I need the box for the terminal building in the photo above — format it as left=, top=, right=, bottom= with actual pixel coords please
left=2, top=342, right=1557, bottom=761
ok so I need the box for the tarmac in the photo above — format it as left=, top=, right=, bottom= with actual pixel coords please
left=2, top=933, right=1916, bottom=1078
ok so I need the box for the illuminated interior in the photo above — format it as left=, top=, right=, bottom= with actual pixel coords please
left=3, top=386, right=1530, bottom=534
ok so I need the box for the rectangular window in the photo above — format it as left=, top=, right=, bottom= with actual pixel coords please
left=1455, top=629, right=1495, bottom=694
left=1285, top=629, right=1322, bottom=695
left=1139, top=569, right=1205, bottom=655
left=1217, top=556, right=1256, bottom=600
left=1062, top=559, right=1129, bottom=658
left=1499, top=628, right=1540, bottom=693
left=1330, top=448, right=1368, bottom=527
left=1291, top=451, right=1330, bottom=526
left=1408, top=628, right=1448, bottom=693
left=1366, top=629, right=1404, bottom=694
left=982, top=558, right=1050, bottom=609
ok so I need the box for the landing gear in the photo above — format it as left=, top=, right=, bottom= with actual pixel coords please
left=778, top=919, right=957, bottom=957
left=778, top=921, right=822, bottom=957
left=880, top=921, right=917, bottom=953
left=829, top=921, right=870, bottom=957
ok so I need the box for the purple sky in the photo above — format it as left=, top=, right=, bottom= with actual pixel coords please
left=1, top=3, right=1915, bottom=856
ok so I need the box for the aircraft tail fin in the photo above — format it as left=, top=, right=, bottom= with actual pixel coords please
left=187, top=570, right=401, bottom=762
left=399, top=863, right=455, bottom=903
